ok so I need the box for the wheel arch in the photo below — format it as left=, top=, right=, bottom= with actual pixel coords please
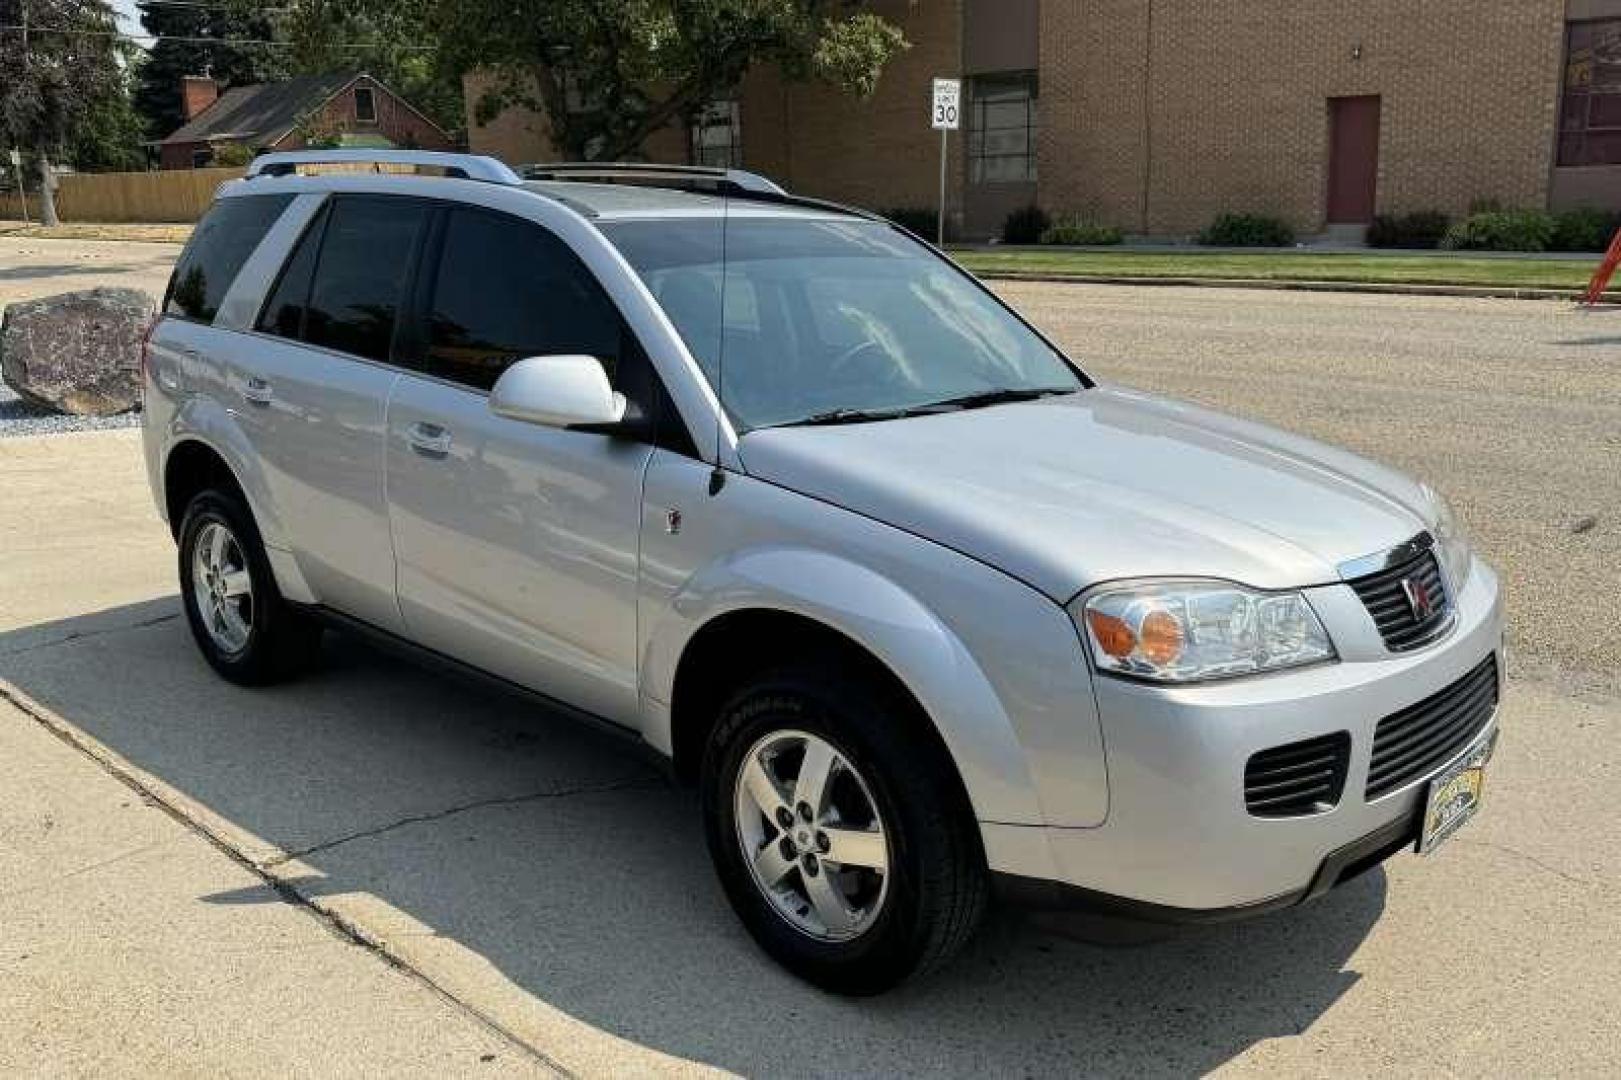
left=649, top=547, right=1047, bottom=825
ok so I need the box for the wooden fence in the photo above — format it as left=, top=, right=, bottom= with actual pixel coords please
left=52, top=167, right=247, bottom=222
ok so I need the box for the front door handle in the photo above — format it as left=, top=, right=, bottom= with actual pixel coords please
left=242, top=376, right=273, bottom=405
left=408, top=421, right=452, bottom=456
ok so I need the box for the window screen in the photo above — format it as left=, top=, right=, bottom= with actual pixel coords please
left=967, top=72, right=1038, bottom=184
left=164, top=194, right=292, bottom=323
left=423, top=208, right=622, bottom=391
left=1561, top=20, right=1621, bottom=166
left=303, top=197, right=429, bottom=362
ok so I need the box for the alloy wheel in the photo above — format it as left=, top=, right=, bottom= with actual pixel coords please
left=733, top=729, right=890, bottom=942
left=191, top=520, right=254, bottom=655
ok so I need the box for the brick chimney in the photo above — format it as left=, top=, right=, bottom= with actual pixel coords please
left=181, top=76, right=219, bottom=121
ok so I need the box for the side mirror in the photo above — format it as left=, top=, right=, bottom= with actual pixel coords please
left=489, top=355, right=628, bottom=430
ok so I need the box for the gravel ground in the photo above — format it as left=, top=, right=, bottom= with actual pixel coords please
left=0, top=384, right=139, bottom=437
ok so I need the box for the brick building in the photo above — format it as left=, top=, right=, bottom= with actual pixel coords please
left=160, top=72, right=453, bottom=170
left=466, top=1, right=1621, bottom=239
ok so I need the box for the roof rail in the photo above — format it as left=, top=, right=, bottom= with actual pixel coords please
left=519, top=162, right=786, bottom=196
left=245, top=150, right=523, bottom=185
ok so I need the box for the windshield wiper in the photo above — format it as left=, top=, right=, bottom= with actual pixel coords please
left=780, top=406, right=923, bottom=427
left=774, top=388, right=1076, bottom=429
left=913, top=386, right=1077, bottom=413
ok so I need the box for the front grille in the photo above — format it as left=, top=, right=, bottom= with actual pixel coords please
left=1366, top=654, right=1498, bottom=800
left=1245, top=732, right=1351, bottom=817
left=1347, top=546, right=1452, bottom=652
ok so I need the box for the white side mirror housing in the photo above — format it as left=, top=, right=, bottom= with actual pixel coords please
left=489, top=355, right=627, bottom=429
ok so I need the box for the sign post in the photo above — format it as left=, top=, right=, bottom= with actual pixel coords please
left=7, top=149, right=26, bottom=224
left=931, top=78, right=960, bottom=246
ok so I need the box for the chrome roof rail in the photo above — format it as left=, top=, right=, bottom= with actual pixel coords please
left=245, top=150, right=523, bottom=185
left=519, top=162, right=786, bottom=196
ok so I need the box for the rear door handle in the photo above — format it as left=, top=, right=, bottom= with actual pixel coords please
left=408, top=421, right=452, bottom=456
left=242, top=376, right=274, bottom=405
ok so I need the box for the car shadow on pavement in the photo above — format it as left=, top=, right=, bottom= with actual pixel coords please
left=1, top=601, right=1385, bottom=1076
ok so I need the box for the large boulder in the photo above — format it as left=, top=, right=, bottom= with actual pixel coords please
left=1, top=287, right=155, bottom=416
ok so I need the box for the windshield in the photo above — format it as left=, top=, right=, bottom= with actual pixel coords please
left=598, top=217, right=1085, bottom=432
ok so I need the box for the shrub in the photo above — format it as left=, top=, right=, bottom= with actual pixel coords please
left=1002, top=204, right=1051, bottom=245
left=880, top=207, right=939, bottom=239
left=1197, top=212, right=1295, bottom=247
left=210, top=143, right=256, bottom=168
left=1550, top=207, right=1621, bottom=252
left=1366, top=210, right=1450, bottom=249
left=1441, top=209, right=1556, bottom=252
left=1040, top=215, right=1123, bottom=246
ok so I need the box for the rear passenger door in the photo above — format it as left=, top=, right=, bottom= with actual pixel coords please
left=237, top=195, right=432, bottom=632
left=384, top=205, right=657, bottom=725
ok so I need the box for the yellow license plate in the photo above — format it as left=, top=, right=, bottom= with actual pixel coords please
left=1419, top=736, right=1493, bottom=854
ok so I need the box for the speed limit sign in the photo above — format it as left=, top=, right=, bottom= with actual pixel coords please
left=931, top=78, right=961, bottom=130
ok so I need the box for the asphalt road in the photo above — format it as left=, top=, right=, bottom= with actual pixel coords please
left=1, top=241, right=1618, bottom=1075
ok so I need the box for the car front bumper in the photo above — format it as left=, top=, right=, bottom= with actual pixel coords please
left=982, top=556, right=1504, bottom=916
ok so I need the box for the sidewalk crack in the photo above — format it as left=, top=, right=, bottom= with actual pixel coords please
left=263, top=774, right=663, bottom=868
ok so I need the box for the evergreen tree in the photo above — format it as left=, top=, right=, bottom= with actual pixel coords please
left=132, top=0, right=285, bottom=139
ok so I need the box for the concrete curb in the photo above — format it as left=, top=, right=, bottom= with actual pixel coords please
left=973, top=271, right=1603, bottom=301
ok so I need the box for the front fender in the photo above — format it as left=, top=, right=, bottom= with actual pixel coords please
left=643, top=544, right=1048, bottom=826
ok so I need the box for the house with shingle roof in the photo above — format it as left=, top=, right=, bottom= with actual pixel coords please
left=158, top=71, right=454, bottom=170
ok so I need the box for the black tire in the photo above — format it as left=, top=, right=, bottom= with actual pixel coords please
left=177, top=488, right=321, bottom=685
left=701, top=660, right=988, bottom=994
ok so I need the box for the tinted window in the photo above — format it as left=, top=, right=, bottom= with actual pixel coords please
left=423, top=208, right=622, bottom=391
left=164, top=194, right=292, bottom=322
left=255, top=204, right=327, bottom=340
left=304, top=197, right=429, bottom=362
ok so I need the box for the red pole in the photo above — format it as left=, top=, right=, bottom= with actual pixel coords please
left=1581, top=225, right=1621, bottom=304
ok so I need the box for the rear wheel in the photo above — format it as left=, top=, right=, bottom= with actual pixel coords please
left=178, top=489, right=321, bottom=685
left=701, top=661, right=987, bottom=994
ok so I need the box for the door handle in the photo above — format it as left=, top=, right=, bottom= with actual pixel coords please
left=408, top=421, right=452, bottom=456
left=242, top=376, right=274, bottom=405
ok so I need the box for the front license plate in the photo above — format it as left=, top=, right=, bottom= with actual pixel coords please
left=1419, top=735, right=1493, bottom=854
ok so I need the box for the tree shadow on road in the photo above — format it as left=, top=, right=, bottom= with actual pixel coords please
left=1, top=601, right=1384, bottom=1076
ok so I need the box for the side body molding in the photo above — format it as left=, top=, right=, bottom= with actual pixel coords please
left=637, top=453, right=1110, bottom=828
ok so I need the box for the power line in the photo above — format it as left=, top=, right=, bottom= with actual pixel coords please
left=0, top=25, right=438, bottom=51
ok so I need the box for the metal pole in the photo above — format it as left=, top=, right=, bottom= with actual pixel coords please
left=937, top=126, right=947, bottom=246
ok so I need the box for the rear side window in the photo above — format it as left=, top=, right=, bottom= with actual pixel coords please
left=164, top=194, right=292, bottom=323
left=422, top=208, right=622, bottom=391
left=303, top=197, right=430, bottom=362
left=256, top=204, right=328, bottom=340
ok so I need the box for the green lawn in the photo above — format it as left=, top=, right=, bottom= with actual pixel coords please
left=950, top=248, right=1608, bottom=292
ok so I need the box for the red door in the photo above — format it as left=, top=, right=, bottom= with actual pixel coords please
left=1327, top=96, right=1381, bottom=224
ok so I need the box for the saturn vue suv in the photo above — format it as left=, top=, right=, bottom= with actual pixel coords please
left=142, top=151, right=1504, bottom=994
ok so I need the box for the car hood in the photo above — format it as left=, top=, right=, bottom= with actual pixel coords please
left=737, top=386, right=1435, bottom=601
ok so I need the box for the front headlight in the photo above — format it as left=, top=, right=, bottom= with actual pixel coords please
left=1072, top=580, right=1336, bottom=683
left=1423, top=484, right=1472, bottom=591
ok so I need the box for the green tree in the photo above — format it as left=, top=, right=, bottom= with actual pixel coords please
left=277, top=0, right=464, bottom=135
left=132, top=0, right=286, bottom=140
left=431, top=0, right=909, bottom=161
left=1, top=0, right=133, bottom=221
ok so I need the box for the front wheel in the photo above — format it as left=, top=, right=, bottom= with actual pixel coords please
left=701, top=663, right=987, bottom=994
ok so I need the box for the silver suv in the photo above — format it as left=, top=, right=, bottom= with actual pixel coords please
left=143, top=151, right=1503, bottom=994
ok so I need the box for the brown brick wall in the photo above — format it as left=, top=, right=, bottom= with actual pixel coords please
left=742, top=0, right=964, bottom=222
left=464, top=71, right=691, bottom=166
left=1041, top=1, right=1567, bottom=237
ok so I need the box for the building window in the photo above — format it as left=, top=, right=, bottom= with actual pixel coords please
left=1560, top=20, right=1621, bottom=166
left=691, top=99, right=742, bottom=168
left=354, top=87, right=377, bottom=124
left=968, top=72, right=1037, bottom=183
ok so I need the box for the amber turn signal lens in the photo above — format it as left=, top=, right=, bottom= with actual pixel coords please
left=1086, top=610, right=1136, bottom=658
